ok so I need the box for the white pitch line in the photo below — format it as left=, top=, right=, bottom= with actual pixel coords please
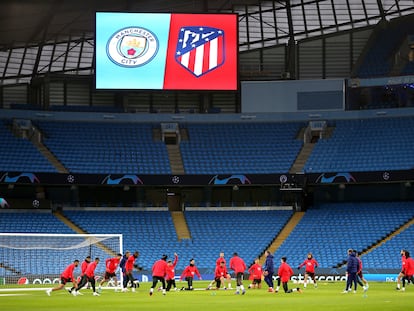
left=0, top=293, right=30, bottom=296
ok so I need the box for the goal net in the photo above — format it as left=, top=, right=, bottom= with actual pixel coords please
left=0, top=233, right=122, bottom=289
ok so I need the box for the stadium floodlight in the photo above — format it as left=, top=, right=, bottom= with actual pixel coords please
left=0, top=233, right=122, bottom=290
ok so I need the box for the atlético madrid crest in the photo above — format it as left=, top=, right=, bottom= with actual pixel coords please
left=106, top=26, right=159, bottom=68
left=175, top=26, right=225, bottom=77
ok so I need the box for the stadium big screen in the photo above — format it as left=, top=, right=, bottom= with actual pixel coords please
left=95, top=12, right=238, bottom=90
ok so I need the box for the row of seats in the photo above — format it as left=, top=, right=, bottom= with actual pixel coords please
left=0, top=212, right=74, bottom=234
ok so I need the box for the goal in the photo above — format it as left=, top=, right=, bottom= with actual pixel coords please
left=0, top=233, right=123, bottom=289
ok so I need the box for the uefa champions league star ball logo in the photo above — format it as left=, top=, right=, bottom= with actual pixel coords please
left=32, top=200, right=40, bottom=208
left=106, top=26, right=159, bottom=68
left=67, top=175, right=75, bottom=183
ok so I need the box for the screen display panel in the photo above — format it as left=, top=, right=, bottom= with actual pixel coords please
left=95, top=12, right=238, bottom=90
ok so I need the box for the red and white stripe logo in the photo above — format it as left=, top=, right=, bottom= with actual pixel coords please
left=175, top=26, right=225, bottom=77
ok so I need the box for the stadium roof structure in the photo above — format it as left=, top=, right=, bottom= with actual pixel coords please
left=1, top=0, right=414, bottom=84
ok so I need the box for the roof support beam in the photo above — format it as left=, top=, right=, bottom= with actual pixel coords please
left=285, top=0, right=296, bottom=79
left=30, top=0, right=63, bottom=79
left=376, top=0, right=387, bottom=20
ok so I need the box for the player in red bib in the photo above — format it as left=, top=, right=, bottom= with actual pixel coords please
left=165, top=253, right=178, bottom=291
left=207, top=252, right=232, bottom=289
left=215, top=252, right=232, bottom=289
left=180, top=258, right=202, bottom=290
left=46, top=259, right=79, bottom=296
left=150, top=254, right=169, bottom=296
left=229, top=252, right=246, bottom=295
left=98, top=253, right=122, bottom=292
left=69, top=256, right=90, bottom=294
left=298, top=252, right=319, bottom=288
left=76, top=257, right=100, bottom=296
left=248, top=258, right=262, bottom=289
left=211, top=260, right=229, bottom=290
left=276, top=257, right=301, bottom=294
left=122, top=251, right=140, bottom=292
left=401, top=250, right=414, bottom=291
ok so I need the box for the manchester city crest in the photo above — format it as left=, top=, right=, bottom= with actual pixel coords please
left=106, top=26, right=159, bottom=68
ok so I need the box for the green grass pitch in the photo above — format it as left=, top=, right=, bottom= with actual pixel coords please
left=0, top=281, right=412, bottom=311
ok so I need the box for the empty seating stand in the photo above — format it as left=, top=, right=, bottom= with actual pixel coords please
left=273, top=202, right=414, bottom=269
left=304, top=117, right=414, bottom=172
left=180, top=122, right=303, bottom=174
left=0, top=120, right=56, bottom=172
left=37, top=121, right=171, bottom=174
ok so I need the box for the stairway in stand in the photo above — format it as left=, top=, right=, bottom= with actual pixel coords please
left=171, top=211, right=191, bottom=240
left=166, top=145, right=185, bottom=174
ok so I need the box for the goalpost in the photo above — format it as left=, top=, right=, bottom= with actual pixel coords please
left=0, top=233, right=123, bottom=290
